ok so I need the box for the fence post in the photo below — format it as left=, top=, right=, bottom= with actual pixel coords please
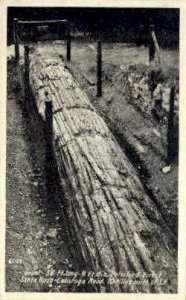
left=45, top=99, right=53, bottom=162
left=24, top=45, right=30, bottom=82
left=67, top=21, right=71, bottom=61
left=167, top=85, right=175, bottom=164
left=44, top=98, right=53, bottom=194
left=97, top=40, right=102, bottom=97
left=13, top=18, right=19, bottom=62
left=24, top=45, right=30, bottom=103
left=149, top=24, right=155, bottom=62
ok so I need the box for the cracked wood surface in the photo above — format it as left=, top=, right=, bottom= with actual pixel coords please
left=19, top=48, right=177, bottom=293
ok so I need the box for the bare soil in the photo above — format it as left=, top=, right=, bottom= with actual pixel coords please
left=6, top=59, right=79, bottom=292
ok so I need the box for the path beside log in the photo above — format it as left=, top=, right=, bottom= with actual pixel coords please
left=18, top=48, right=176, bottom=293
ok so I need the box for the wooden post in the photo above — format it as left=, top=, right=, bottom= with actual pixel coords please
left=44, top=98, right=53, bottom=196
left=24, top=45, right=30, bottom=83
left=149, top=24, right=155, bottom=62
left=67, top=21, right=71, bottom=61
left=13, top=18, right=19, bottom=61
left=97, top=40, right=102, bottom=97
left=45, top=99, right=53, bottom=162
left=24, top=45, right=30, bottom=103
left=167, top=86, right=175, bottom=164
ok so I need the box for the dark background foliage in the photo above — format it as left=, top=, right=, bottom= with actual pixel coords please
left=8, top=7, right=179, bottom=48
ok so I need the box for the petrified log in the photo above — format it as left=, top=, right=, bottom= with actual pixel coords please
left=20, top=48, right=176, bottom=293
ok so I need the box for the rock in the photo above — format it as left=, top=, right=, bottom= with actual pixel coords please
left=62, top=258, right=69, bottom=265
left=107, top=96, right=114, bottom=104
left=133, top=92, right=139, bottom=99
left=46, top=228, right=58, bottom=238
left=134, top=83, right=139, bottom=90
left=128, top=76, right=133, bottom=84
left=162, top=165, right=171, bottom=174
left=139, top=77, right=148, bottom=85
left=162, top=87, right=171, bottom=107
left=47, top=264, right=52, bottom=269
left=153, top=83, right=163, bottom=100
left=135, top=143, right=146, bottom=154
left=36, top=230, right=43, bottom=236
left=153, top=128, right=161, bottom=137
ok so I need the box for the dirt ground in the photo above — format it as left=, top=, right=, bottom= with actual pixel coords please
left=6, top=41, right=178, bottom=291
left=6, top=60, right=81, bottom=292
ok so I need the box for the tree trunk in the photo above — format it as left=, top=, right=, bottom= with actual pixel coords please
left=20, top=49, right=176, bottom=293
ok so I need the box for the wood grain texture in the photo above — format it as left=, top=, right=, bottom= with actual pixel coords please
left=19, top=49, right=176, bottom=293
